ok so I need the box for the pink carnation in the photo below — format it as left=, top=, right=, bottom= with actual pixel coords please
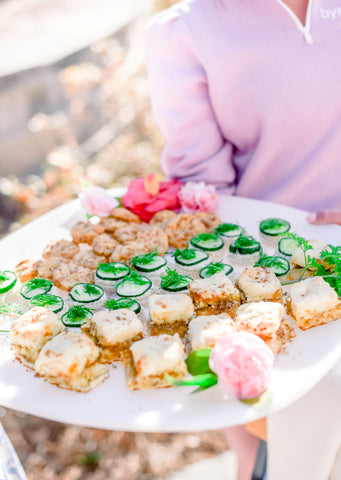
left=79, top=186, right=119, bottom=217
left=209, top=332, right=274, bottom=399
left=179, top=182, right=218, bottom=213
left=121, top=175, right=183, bottom=222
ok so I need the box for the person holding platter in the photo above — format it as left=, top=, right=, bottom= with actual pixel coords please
left=145, top=0, right=341, bottom=479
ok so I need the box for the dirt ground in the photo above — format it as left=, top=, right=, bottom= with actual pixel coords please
left=1, top=408, right=228, bottom=480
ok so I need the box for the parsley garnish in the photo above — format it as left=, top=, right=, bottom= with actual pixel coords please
left=0, top=302, right=23, bottom=319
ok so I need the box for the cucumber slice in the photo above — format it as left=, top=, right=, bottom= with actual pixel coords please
left=30, top=294, right=64, bottom=313
left=260, top=218, right=290, bottom=236
left=116, top=272, right=152, bottom=298
left=96, top=262, right=130, bottom=281
left=131, top=252, right=167, bottom=273
left=104, top=298, right=141, bottom=314
left=254, top=256, right=290, bottom=276
left=278, top=237, right=301, bottom=257
left=215, top=223, right=245, bottom=238
left=62, top=306, right=93, bottom=327
left=229, top=235, right=261, bottom=255
left=20, top=278, right=53, bottom=299
left=190, top=233, right=224, bottom=251
left=174, top=248, right=209, bottom=267
left=199, top=262, right=233, bottom=279
left=69, top=283, right=104, bottom=304
left=160, top=268, right=193, bottom=292
left=0, top=271, right=17, bottom=294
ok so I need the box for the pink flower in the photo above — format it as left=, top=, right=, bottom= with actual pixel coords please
left=121, top=175, right=183, bottom=222
left=79, top=186, right=119, bottom=217
left=209, top=332, right=274, bottom=399
left=178, top=182, right=218, bottom=213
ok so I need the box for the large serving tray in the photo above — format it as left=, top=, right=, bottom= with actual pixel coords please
left=0, top=192, right=340, bottom=432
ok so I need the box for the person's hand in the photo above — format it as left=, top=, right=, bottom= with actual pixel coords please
left=306, top=210, right=341, bottom=225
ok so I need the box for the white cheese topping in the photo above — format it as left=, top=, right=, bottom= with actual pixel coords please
left=148, top=293, right=194, bottom=324
left=89, top=309, right=143, bottom=345
left=189, top=273, right=237, bottom=296
left=130, top=334, right=186, bottom=377
left=289, top=276, right=339, bottom=316
left=35, top=331, right=99, bottom=379
left=291, top=239, right=328, bottom=268
left=188, top=313, right=237, bottom=350
left=234, top=301, right=284, bottom=338
left=237, top=267, right=282, bottom=301
left=10, top=306, right=65, bottom=350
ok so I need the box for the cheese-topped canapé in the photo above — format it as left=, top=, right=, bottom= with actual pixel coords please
left=234, top=301, right=284, bottom=338
left=188, top=313, right=236, bottom=350
left=237, top=267, right=282, bottom=302
left=291, top=239, right=328, bottom=268
left=10, top=307, right=65, bottom=367
left=35, top=331, right=108, bottom=391
left=148, top=293, right=194, bottom=324
left=188, top=273, right=240, bottom=309
left=84, top=309, right=143, bottom=346
left=289, top=277, right=340, bottom=316
left=130, top=334, right=186, bottom=378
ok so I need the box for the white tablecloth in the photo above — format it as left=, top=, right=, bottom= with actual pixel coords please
left=0, top=423, right=27, bottom=480
left=268, top=359, right=341, bottom=480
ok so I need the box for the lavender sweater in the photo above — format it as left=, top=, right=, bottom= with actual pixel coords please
left=146, top=0, right=341, bottom=212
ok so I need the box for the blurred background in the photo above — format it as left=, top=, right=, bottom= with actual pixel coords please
left=0, top=1, right=232, bottom=479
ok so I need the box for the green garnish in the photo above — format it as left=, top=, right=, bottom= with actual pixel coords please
left=160, top=268, right=193, bottom=291
left=62, top=306, right=93, bottom=327
left=175, top=248, right=197, bottom=260
left=104, top=298, right=141, bottom=314
left=280, top=233, right=341, bottom=295
left=0, top=302, right=23, bottom=319
left=128, top=271, right=151, bottom=285
left=98, top=263, right=128, bottom=273
left=84, top=283, right=102, bottom=295
left=131, top=251, right=159, bottom=266
left=201, top=262, right=227, bottom=276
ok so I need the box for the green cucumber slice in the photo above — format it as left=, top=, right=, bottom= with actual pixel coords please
left=174, top=248, right=209, bottom=267
left=199, top=262, right=233, bottom=279
left=131, top=252, right=167, bottom=273
left=69, top=283, right=104, bottom=304
left=104, top=298, right=141, bottom=314
left=229, top=235, right=261, bottom=255
left=278, top=237, right=301, bottom=257
left=260, top=218, right=290, bottom=236
left=30, top=294, right=64, bottom=313
left=160, top=268, right=193, bottom=292
left=215, top=223, right=245, bottom=238
left=116, top=272, right=152, bottom=298
left=96, top=262, right=130, bottom=281
left=62, top=306, right=93, bottom=327
left=254, top=256, right=290, bottom=276
left=190, top=233, right=224, bottom=251
left=20, top=278, right=53, bottom=299
left=0, top=271, right=17, bottom=294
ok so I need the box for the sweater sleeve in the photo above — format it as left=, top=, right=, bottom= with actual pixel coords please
left=146, top=8, right=237, bottom=193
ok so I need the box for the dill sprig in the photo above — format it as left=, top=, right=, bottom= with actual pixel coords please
left=174, top=248, right=197, bottom=260
left=202, top=262, right=225, bottom=276
left=160, top=268, right=192, bottom=289
left=124, top=271, right=150, bottom=285
left=65, top=306, right=93, bottom=321
left=131, top=251, right=159, bottom=266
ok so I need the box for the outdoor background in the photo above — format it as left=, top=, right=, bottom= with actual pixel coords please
left=0, top=1, right=231, bottom=479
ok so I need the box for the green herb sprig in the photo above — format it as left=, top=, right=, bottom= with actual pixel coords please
left=0, top=302, right=24, bottom=319
left=160, top=268, right=192, bottom=290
